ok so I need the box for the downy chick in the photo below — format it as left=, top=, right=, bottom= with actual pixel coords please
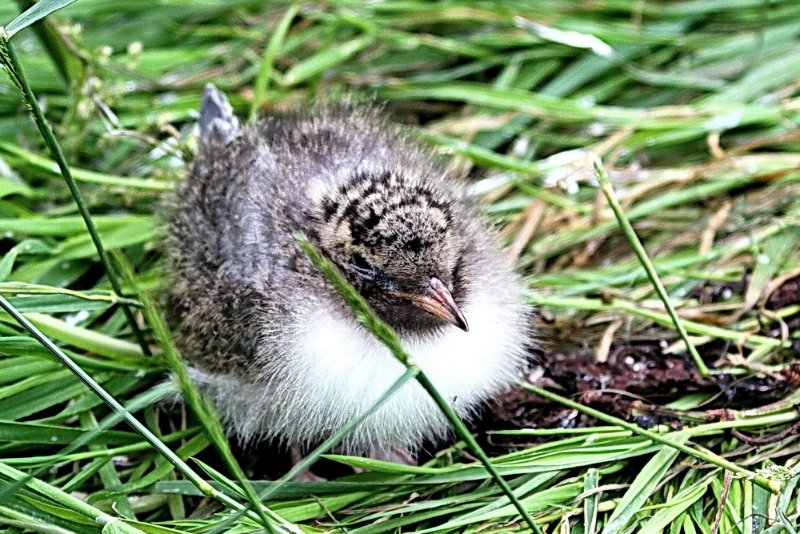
left=164, top=85, right=530, bottom=458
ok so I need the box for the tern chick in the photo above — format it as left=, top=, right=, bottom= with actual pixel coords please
left=164, top=85, right=530, bottom=458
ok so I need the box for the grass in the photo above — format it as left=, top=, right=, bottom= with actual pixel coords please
left=0, top=1, right=799, bottom=532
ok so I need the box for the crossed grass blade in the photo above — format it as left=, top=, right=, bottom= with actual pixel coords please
left=296, top=233, right=542, bottom=533
left=0, top=32, right=150, bottom=356
left=0, top=293, right=295, bottom=532
left=1, top=0, right=799, bottom=531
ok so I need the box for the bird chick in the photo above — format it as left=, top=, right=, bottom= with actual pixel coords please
left=164, top=85, right=530, bottom=458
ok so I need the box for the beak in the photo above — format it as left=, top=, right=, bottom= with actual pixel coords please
left=390, top=277, right=469, bottom=332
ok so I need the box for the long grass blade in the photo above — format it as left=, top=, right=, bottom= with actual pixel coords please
left=296, top=233, right=542, bottom=533
left=0, top=35, right=151, bottom=356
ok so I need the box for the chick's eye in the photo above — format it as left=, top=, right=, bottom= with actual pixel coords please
left=351, top=253, right=376, bottom=280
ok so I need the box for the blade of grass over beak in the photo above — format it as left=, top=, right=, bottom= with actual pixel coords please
left=295, top=233, right=542, bottom=534
left=0, top=34, right=151, bottom=357
left=592, top=157, right=710, bottom=377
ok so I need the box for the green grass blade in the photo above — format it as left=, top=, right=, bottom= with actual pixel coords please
left=4, top=0, right=78, bottom=38
left=592, top=156, right=710, bottom=376
left=0, top=36, right=151, bottom=356
left=296, top=233, right=542, bottom=533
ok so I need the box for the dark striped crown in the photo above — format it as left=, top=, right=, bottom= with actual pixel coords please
left=314, top=168, right=461, bottom=295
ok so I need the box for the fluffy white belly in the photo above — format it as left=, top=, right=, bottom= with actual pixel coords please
left=193, top=286, right=527, bottom=453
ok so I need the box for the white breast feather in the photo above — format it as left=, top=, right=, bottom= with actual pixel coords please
left=191, top=275, right=528, bottom=453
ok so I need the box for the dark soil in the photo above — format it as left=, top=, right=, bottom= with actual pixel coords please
left=485, top=275, right=800, bottom=438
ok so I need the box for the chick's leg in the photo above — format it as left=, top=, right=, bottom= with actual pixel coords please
left=290, top=446, right=326, bottom=482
